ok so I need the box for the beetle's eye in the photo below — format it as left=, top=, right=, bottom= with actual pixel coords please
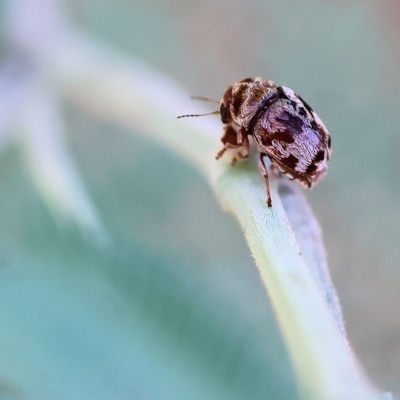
left=220, top=103, right=229, bottom=123
left=220, top=103, right=226, bottom=117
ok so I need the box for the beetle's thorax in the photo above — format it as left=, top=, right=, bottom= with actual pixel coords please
left=227, top=78, right=278, bottom=129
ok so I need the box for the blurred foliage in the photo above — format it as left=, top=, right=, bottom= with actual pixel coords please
left=0, top=108, right=298, bottom=398
left=1, top=0, right=400, bottom=398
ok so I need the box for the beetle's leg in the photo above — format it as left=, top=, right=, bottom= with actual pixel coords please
left=236, top=127, right=244, bottom=146
left=216, top=147, right=227, bottom=160
left=216, top=125, right=244, bottom=160
left=216, top=124, right=237, bottom=159
left=258, top=153, right=272, bottom=207
left=231, top=129, right=249, bottom=165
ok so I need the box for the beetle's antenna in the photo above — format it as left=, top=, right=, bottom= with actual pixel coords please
left=190, top=96, right=219, bottom=104
left=177, top=110, right=220, bottom=119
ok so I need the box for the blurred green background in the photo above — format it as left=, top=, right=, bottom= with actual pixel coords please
left=1, top=0, right=400, bottom=399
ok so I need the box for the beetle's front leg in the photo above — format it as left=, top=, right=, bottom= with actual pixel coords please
left=216, top=126, right=249, bottom=164
left=215, top=124, right=241, bottom=159
left=231, top=128, right=249, bottom=165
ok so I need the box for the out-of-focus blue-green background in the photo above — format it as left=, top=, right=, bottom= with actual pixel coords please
left=1, top=0, right=400, bottom=399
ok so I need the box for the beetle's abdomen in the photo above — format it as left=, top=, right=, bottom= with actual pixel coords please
left=252, top=99, right=329, bottom=186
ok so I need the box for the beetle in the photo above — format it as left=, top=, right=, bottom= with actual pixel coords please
left=178, top=77, right=331, bottom=207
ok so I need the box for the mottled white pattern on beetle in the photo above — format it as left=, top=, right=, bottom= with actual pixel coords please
left=231, top=94, right=260, bottom=127
left=280, top=86, right=304, bottom=107
left=282, top=86, right=331, bottom=157
left=311, top=111, right=332, bottom=159
left=259, top=132, right=326, bottom=175
left=273, top=135, right=323, bottom=173
left=312, top=112, right=328, bottom=136
left=254, top=100, right=328, bottom=176
left=231, top=80, right=277, bottom=127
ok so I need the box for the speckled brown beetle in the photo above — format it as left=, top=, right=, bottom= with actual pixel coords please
left=178, top=77, right=331, bottom=207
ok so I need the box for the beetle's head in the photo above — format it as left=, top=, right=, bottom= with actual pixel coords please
left=219, top=85, right=233, bottom=124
